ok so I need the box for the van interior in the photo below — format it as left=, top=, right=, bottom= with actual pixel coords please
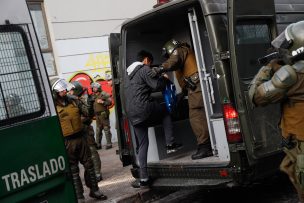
left=123, top=2, right=230, bottom=167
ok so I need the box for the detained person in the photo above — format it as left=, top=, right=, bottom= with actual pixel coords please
left=124, top=50, right=182, bottom=188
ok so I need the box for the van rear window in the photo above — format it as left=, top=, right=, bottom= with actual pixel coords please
left=236, top=24, right=270, bottom=45
left=234, top=22, right=272, bottom=80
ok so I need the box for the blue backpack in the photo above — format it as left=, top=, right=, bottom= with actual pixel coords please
left=162, top=80, right=177, bottom=113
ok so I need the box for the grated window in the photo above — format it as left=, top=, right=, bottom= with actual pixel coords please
left=0, top=24, right=50, bottom=126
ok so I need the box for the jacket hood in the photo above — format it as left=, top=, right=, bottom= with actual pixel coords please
left=127, top=62, right=144, bottom=80
left=127, top=62, right=143, bottom=75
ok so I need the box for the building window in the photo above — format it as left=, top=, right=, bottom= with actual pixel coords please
left=27, top=1, right=57, bottom=76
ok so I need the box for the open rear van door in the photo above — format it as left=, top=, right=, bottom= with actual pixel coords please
left=227, top=0, right=282, bottom=164
left=109, top=33, right=132, bottom=166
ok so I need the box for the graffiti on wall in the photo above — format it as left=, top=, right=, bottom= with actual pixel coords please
left=69, top=52, right=114, bottom=108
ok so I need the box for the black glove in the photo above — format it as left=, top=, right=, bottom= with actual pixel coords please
left=148, top=66, right=165, bottom=78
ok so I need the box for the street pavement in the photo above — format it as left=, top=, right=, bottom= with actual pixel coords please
left=79, top=142, right=154, bottom=203
left=79, top=142, right=299, bottom=203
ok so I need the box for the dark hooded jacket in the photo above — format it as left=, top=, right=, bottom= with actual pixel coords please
left=124, top=62, right=167, bottom=125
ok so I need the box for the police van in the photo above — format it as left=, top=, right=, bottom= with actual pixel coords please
left=109, top=0, right=304, bottom=187
left=0, top=0, right=76, bottom=202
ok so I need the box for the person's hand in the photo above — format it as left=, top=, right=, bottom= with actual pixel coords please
left=97, top=98, right=104, bottom=104
left=147, top=66, right=165, bottom=78
left=162, top=73, right=169, bottom=79
left=268, top=59, right=282, bottom=72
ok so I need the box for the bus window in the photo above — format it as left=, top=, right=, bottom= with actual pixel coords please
left=0, top=25, right=45, bottom=123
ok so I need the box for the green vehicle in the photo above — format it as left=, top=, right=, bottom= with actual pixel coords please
left=110, top=0, right=304, bottom=187
left=0, top=0, right=76, bottom=202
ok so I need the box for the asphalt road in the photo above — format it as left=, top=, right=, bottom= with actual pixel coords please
left=151, top=174, right=299, bottom=203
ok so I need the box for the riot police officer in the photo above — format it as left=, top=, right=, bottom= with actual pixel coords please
left=69, top=81, right=103, bottom=182
left=91, top=82, right=113, bottom=150
left=150, top=39, right=212, bottom=160
left=249, top=21, right=304, bottom=202
left=51, top=78, right=107, bottom=202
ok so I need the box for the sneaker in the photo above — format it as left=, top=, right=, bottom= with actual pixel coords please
left=131, top=179, right=151, bottom=188
left=166, top=143, right=183, bottom=154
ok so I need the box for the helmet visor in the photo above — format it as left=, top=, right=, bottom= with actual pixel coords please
left=52, top=79, right=69, bottom=92
left=271, top=31, right=291, bottom=49
left=67, top=83, right=74, bottom=91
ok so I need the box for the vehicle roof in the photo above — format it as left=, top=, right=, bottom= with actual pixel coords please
left=121, top=0, right=304, bottom=29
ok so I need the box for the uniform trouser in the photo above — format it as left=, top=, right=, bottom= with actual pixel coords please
left=96, top=113, right=112, bottom=147
left=188, top=83, right=209, bottom=145
left=280, top=139, right=304, bottom=203
left=84, top=125, right=102, bottom=178
left=64, top=133, right=99, bottom=198
left=133, top=104, right=174, bottom=180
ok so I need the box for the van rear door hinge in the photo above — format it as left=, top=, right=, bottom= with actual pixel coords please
left=214, top=51, right=230, bottom=61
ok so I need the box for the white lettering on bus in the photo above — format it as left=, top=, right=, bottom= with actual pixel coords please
left=20, top=169, right=30, bottom=186
left=1, top=175, right=10, bottom=191
left=11, top=173, right=20, bottom=190
left=58, top=156, right=65, bottom=171
left=1, top=156, right=66, bottom=192
left=49, top=159, right=58, bottom=173
left=42, top=161, right=51, bottom=177
left=28, top=166, right=37, bottom=182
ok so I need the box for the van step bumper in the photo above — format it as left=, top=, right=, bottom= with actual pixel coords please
left=152, top=178, right=233, bottom=188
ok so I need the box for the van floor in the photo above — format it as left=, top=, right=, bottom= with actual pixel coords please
left=148, top=150, right=229, bottom=167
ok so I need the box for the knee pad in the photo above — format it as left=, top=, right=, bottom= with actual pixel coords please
left=297, top=154, right=304, bottom=187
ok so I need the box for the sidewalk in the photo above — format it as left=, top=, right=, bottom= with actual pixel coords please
left=80, top=142, right=152, bottom=203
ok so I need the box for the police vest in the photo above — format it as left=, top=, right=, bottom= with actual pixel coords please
left=175, top=48, right=198, bottom=88
left=57, top=102, right=83, bottom=137
left=93, top=95, right=107, bottom=113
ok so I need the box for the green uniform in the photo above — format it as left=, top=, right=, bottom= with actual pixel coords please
left=79, top=95, right=102, bottom=182
left=56, top=97, right=100, bottom=199
left=250, top=61, right=304, bottom=202
left=92, top=91, right=112, bottom=149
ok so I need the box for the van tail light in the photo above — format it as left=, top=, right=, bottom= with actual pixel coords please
left=153, top=0, right=170, bottom=8
left=123, top=117, right=132, bottom=147
left=223, top=103, right=243, bottom=143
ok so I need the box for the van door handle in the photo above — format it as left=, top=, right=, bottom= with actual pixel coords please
left=211, top=65, right=217, bottom=79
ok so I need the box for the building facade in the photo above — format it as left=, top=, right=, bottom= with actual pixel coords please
left=28, top=0, right=157, bottom=143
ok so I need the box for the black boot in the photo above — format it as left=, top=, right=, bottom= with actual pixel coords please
left=87, top=167, right=107, bottom=200
left=191, top=142, right=213, bottom=160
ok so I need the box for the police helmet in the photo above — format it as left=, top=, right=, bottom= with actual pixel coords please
left=50, top=78, right=69, bottom=99
left=162, top=39, right=181, bottom=58
left=272, top=21, right=304, bottom=56
left=91, top=82, right=102, bottom=92
left=70, top=81, right=85, bottom=96
left=51, top=78, right=69, bottom=92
